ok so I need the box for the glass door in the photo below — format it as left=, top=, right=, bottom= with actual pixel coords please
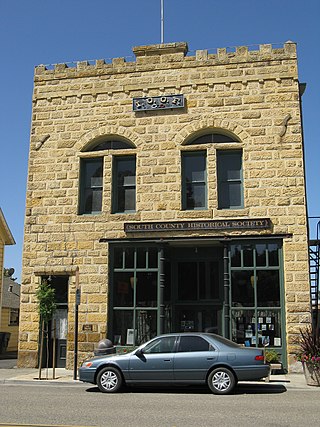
left=172, top=249, right=223, bottom=334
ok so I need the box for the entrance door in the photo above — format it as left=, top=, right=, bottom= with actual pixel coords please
left=52, top=308, right=67, bottom=368
left=172, top=248, right=223, bottom=334
left=176, top=306, right=221, bottom=333
left=41, top=275, right=68, bottom=368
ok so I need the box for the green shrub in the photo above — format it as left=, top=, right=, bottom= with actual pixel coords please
left=265, top=349, right=280, bottom=363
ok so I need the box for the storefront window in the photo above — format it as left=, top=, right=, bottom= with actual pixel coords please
left=229, top=241, right=283, bottom=350
left=136, top=272, right=157, bottom=307
left=111, top=246, right=159, bottom=346
left=113, top=272, right=134, bottom=307
left=231, top=270, right=254, bottom=307
left=231, top=309, right=282, bottom=347
left=256, top=270, right=280, bottom=307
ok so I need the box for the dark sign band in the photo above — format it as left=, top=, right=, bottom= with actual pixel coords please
left=124, top=219, right=271, bottom=233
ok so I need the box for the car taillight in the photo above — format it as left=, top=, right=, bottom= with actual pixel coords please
left=255, top=355, right=264, bottom=361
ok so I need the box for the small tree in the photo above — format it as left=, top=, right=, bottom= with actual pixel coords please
left=35, top=279, right=56, bottom=379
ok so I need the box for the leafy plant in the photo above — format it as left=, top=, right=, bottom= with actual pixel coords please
left=296, top=326, right=320, bottom=370
left=265, top=349, right=280, bottom=364
left=35, top=279, right=56, bottom=323
left=35, top=279, right=57, bottom=378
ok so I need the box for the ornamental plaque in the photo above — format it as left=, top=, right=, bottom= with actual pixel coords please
left=132, top=94, right=184, bottom=112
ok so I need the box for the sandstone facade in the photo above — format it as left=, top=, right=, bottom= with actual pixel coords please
left=19, top=42, right=310, bottom=371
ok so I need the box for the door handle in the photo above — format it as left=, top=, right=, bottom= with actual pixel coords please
left=163, top=359, right=171, bottom=362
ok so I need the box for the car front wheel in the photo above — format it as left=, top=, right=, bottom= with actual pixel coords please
left=97, top=367, right=123, bottom=393
left=207, top=367, right=236, bottom=395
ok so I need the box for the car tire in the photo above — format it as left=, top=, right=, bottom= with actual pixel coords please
left=97, top=367, right=123, bottom=393
left=207, top=367, right=236, bottom=395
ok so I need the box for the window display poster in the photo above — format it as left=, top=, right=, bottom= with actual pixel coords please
left=274, top=337, right=281, bottom=347
left=126, top=329, right=134, bottom=345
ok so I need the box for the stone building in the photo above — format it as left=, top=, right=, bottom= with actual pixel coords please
left=18, top=41, right=310, bottom=371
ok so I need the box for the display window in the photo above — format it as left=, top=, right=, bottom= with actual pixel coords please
left=229, top=241, right=284, bottom=353
left=111, top=246, right=160, bottom=346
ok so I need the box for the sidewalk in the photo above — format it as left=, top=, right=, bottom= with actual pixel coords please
left=0, top=366, right=81, bottom=385
left=0, top=364, right=316, bottom=390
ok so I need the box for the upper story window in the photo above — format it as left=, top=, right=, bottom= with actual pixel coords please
left=113, top=156, right=136, bottom=213
left=217, top=150, right=243, bottom=209
left=181, top=151, right=207, bottom=210
left=79, top=157, right=103, bottom=214
left=182, top=132, right=241, bottom=211
left=79, top=137, right=135, bottom=215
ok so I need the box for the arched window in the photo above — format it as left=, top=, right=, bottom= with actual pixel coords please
left=186, top=133, right=239, bottom=145
left=79, top=137, right=136, bottom=214
left=181, top=132, right=243, bottom=210
left=82, top=138, right=135, bottom=152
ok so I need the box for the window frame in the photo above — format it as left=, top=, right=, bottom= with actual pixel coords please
left=181, top=150, right=207, bottom=210
left=9, top=308, right=19, bottom=326
left=112, top=155, right=136, bottom=214
left=217, top=150, right=243, bottom=210
left=78, top=157, right=103, bottom=215
left=229, top=241, right=285, bottom=358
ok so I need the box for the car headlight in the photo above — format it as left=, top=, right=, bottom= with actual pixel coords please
left=82, top=361, right=93, bottom=368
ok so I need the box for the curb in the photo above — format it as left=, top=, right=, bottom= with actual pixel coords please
left=1, top=378, right=85, bottom=386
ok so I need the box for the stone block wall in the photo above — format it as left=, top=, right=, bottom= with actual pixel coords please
left=19, top=41, right=310, bottom=370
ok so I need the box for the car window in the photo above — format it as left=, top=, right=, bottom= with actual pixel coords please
left=210, top=334, right=240, bottom=349
left=177, top=336, right=210, bottom=352
left=143, top=336, right=176, bottom=354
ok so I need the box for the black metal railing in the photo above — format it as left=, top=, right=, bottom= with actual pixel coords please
left=309, top=219, right=320, bottom=331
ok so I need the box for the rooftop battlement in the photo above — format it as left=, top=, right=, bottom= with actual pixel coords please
left=34, top=41, right=297, bottom=79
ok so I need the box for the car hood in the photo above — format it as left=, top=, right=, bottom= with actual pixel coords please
left=88, top=351, right=134, bottom=365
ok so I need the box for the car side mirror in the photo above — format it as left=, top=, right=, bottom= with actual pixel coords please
left=135, top=348, right=144, bottom=357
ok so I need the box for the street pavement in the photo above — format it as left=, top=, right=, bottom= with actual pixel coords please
left=0, top=357, right=316, bottom=390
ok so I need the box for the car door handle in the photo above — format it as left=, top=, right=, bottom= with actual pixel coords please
left=207, top=357, right=214, bottom=360
left=163, top=359, right=171, bottom=362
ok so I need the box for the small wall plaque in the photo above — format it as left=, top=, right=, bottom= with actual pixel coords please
left=133, top=94, right=184, bottom=112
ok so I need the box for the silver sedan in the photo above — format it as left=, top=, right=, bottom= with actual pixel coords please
left=78, top=333, right=270, bottom=395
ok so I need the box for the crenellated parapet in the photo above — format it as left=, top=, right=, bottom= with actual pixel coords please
left=34, top=41, right=297, bottom=79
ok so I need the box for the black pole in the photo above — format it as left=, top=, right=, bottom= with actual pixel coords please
left=159, top=246, right=165, bottom=334
left=73, top=289, right=80, bottom=380
left=73, top=268, right=80, bottom=381
left=223, top=244, right=230, bottom=339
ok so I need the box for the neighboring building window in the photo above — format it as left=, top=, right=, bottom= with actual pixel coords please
left=9, top=308, right=19, bottom=326
left=79, top=158, right=103, bottom=214
left=182, top=151, right=207, bottom=210
left=113, top=156, right=136, bottom=213
left=217, top=150, right=243, bottom=209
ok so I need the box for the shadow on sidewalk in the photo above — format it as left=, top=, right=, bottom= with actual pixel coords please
left=0, top=351, right=18, bottom=369
left=0, top=351, right=18, bottom=360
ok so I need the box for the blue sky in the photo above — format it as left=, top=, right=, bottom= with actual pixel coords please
left=1, top=0, right=319, bottom=282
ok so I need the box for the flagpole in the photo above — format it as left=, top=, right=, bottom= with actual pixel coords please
left=160, top=0, right=164, bottom=44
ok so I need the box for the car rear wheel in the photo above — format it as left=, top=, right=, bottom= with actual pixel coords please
left=207, top=367, right=236, bottom=395
left=97, top=367, right=123, bottom=393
